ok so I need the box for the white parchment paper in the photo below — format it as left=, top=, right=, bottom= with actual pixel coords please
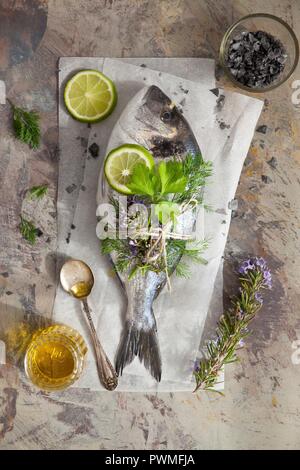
left=55, top=58, right=263, bottom=391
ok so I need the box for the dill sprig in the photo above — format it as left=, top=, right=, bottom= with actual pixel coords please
left=19, top=216, right=39, bottom=245
left=101, top=237, right=157, bottom=278
left=193, top=257, right=272, bottom=394
left=29, top=185, right=48, bottom=199
left=101, top=238, right=133, bottom=273
left=174, top=262, right=191, bottom=279
left=167, top=239, right=209, bottom=278
left=101, top=238, right=126, bottom=255
left=101, top=236, right=210, bottom=280
left=174, top=153, right=213, bottom=204
left=8, top=99, right=41, bottom=149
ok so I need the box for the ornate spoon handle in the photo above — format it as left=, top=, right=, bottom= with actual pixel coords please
left=81, top=298, right=118, bottom=391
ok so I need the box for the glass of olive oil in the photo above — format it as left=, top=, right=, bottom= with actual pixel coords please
left=24, top=324, right=87, bottom=391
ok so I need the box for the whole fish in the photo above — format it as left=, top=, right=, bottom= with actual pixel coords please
left=97, top=85, right=201, bottom=382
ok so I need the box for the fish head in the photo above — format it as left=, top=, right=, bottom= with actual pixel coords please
left=136, top=85, right=200, bottom=158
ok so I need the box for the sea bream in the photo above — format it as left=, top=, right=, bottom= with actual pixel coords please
left=97, top=85, right=201, bottom=382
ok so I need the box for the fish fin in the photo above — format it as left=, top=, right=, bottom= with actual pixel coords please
left=115, top=322, right=162, bottom=382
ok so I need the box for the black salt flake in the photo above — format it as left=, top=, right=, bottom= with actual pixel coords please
left=225, top=30, right=287, bottom=89
left=88, top=142, right=100, bottom=158
left=267, top=157, right=278, bottom=169
left=256, top=125, right=268, bottom=134
left=262, top=175, right=272, bottom=184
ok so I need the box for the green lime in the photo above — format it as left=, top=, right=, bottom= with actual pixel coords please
left=104, top=144, right=155, bottom=195
left=64, top=69, right=117, bottom=123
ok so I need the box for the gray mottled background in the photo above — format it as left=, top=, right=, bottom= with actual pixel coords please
left=0, top=0, right=299, bottom=450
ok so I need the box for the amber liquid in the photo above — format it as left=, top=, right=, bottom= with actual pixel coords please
left=31, top=340, right=75, bottom=379
left=70, top=281, right=92, bottom=299
left=25, top=325, right=87, bottom=391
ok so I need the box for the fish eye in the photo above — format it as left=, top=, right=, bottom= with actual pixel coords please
left=161, top=110, right=172, bottom=122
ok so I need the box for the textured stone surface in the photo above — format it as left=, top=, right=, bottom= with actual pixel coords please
left=0, top=0, right=300, bottom=450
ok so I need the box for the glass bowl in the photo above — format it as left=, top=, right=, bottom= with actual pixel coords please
left=219, top=13, right=299, bottom=92
left=24, top=324, right=87, bottom=391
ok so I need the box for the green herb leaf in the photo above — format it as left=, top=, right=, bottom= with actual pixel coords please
left=182, top=240, right=209, bottom=265
left=128, top=264, right=151, bottom=280
left=158, top=161, right=187, bottom=194
left=101, top=238, right=127, bottom=255
left=29, top=185, right=48, bottom=199
left=101, top=238, right=133, bottom=273
left=127, top=160, right=187, bottom=200
left=9, top=100, right=41, bottom=149
left=19, top=216, right=38, bottom=244
left=127, top=163, right=157, bottom=197
left=174, top=153, right=213, bottom=204
left=154, top=201, right=180, bottom=225
left=167, top=238, right=209, bottom=270
left=175, top=261, right=191, bottom=278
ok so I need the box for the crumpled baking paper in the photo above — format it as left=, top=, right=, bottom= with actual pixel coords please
left=55, top=58, right=263, bottom=391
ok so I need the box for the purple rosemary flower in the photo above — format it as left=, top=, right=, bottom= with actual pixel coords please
left=237, top=306, right=245, bottom=317
left=239, top=257, right=272, bottom=289
left=239, top=258, right=255, bottom=274
left=255, top=292, right=263, bottom=304
left=255, top=257, right=267, bottom=269
left=262, top=269, right=272, bottom=289
left=254, top=257, right=272, bottom=289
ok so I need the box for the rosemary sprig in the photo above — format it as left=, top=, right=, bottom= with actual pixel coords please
left=19, top=216, right=39, bottom=245
left=8, top=99, right=41, bottom=149
left=193, top=257, right=272, bottom=394
left=29, top=185, right=48, bottom=199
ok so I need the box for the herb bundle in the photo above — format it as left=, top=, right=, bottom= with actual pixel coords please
left=101, top=153, right=212, bottom=282
left=193, top=257, right=272, bottom=394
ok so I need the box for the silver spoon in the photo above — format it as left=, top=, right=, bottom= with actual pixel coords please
left=60, top=259, right=118, bottom=391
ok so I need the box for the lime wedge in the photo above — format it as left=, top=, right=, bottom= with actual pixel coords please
left=104, top=144, right=155, bottom=195
left=64, top=70, right=117, bottom=122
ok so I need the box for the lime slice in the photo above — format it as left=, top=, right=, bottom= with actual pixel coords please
left=104, top=144, right=155, bottom=195
left=64, top=70, right=117, bottom=122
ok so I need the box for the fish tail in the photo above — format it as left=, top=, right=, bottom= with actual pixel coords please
left=115, top=320, right=162, bottom=382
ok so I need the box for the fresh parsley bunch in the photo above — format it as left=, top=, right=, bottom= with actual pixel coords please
left=127, top=160, right=187, bottom=201
left=126, top=155, right=212, bottom=225
left=127, top=154, right=212, bottom=203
